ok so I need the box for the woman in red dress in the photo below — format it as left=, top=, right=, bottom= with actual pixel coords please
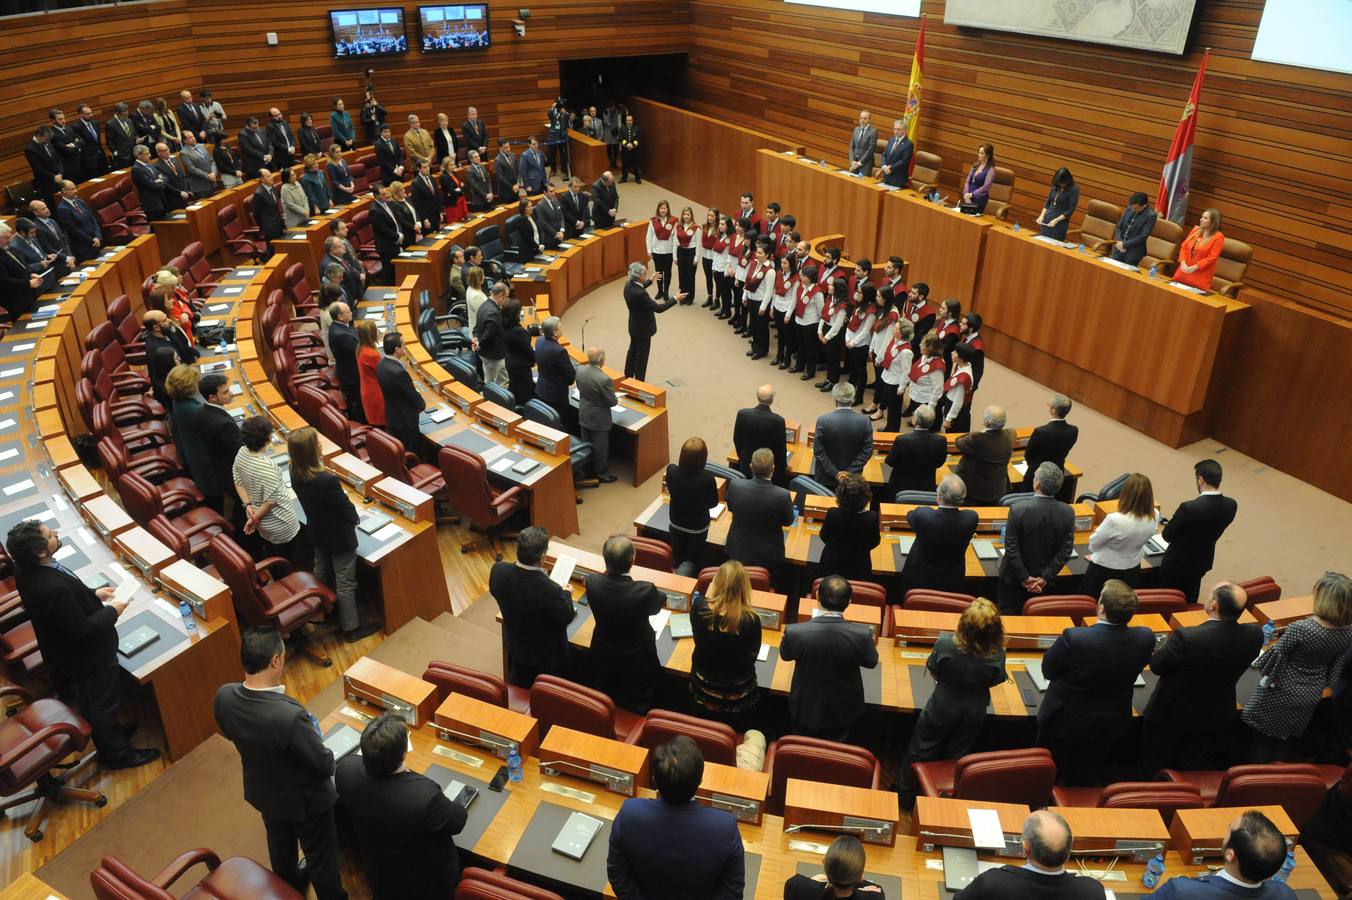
left=1173, top=207, right=1225, bottom=292
left=438, top=156, right=469, bottom=225
left=355, top=319, right=386, bottom=428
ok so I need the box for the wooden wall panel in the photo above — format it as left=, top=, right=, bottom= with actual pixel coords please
left=679, top=0, right=1352, bottom=321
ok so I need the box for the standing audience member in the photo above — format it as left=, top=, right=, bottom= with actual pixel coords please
left=585, top=536, right=665, bottom=713
left=489, top=526, right=576, bottom=688
left=577, top=346, right=618, bottom=484
left=779, top=576, right=879, bottom=741
left=997, top=463, right=1074, bottom=615
left=732, top=384, right=787, bottom=482
left=953, top=405, right=1013, bottom=506
left=474, top=283, right=508, bottom=388
left=1082, top=473, right=1158, bottom=599
left=1159, top=458, right=1238, bottom=603
left=233, top=416, right=305, bottom=564
left=502, top=299, right=536, bottom=406
left=355, top=319, right=385, bottom=428
left=533, top=316, right=574, bottom=424
left=813, top=383, right=874, bottom=483
left=617, top=114, right=642, bottom=183
left=885, top=405, right=947, bottom=497
left=195, top=373, right=245, bottom=521
left=847, top=110, right=877, bottom=177
left=376, top=333, right=426, bottom=458
left=901, top=475, right=980, bottom=596
left=327, top=302, right=364, bottom=422
left=954, top=811, right=1106, bottom=899
left=665, top=438, right=720, bottom=575
left=1021, top=395, right=1078, bottom=492
left=818, top=473, right=881, bottom=581
left=690, top=560, right=763, bottom=729
left=724, top=448, right=795, bottom=581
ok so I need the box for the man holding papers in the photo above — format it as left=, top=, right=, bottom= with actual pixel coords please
left=489, top=526, right=576, bottom=688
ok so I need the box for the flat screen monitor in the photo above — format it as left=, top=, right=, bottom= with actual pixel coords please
left=419, top=4, right=491, bottom=52
left=329, top=8, right=408, bottom=58
left=1252, top=0, right=1352, bottom=76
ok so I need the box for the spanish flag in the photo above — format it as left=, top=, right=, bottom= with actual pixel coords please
left=903, top=16, right=925, bottom=176
left=1157, top=49, right=1209, bottom=224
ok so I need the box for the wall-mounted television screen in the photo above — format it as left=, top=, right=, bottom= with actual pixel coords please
left=330, top=8, right=408, bottom=58
left=418, top=4, right=491, bottom=51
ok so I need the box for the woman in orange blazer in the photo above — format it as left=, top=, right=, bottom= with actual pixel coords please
left=355, top=319, right=386, bottom=428
left=1173, top=207, right=1224, bottom=291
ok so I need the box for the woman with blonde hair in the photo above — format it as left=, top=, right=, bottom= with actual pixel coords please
left=152, top=97, right=182, bottom=151
left=896, top=598, right=1007, bottom=807
left=1082, top=473, right=1158, bottom=599
left=1173, top=207, right=1225, bottom=292
left=690, top=559, right=763, bottom=728
left=154, top=269, right=198, bottom=343
left=355, top=318, right=385, bottom=428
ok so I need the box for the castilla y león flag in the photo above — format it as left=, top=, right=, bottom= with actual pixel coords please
left=1157, top=49, right=1209, bottom=224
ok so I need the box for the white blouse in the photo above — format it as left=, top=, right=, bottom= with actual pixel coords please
left=1087, top=511, right=1160, bottom=570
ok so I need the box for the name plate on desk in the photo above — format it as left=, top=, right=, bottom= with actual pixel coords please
left=1050, top=806, right=1169, bottom=862
left=473, top=400, right=522, bottom=436
left=58, top=464, right=103, bottom=503
left=891, top=610, right=1074, bottom=650
left=751, top=591, right=786, bottom=630
left=784, top=779, right=899, bottom=846
left=784, top=418, right=801, bottom=445
left=433, top=692, right=539, bottom=759
left=801, top=495, right=835, bottom=522
left=112, top=526, right=176, bottom=578
left=158, top=558, right=231, bottom=623
left=329, top=452, right=384, bottom=494
left=516, top=420, right=570, bottom=457
left=1170, top=806, right=1297, bottom=865
left=696, top=761, right=770, bottom=825
left=617, top=378, right=666, bottom=408
left=371, top=476, right=434, bottom=523
left=444, top=381, right=483, bottom=414
left=538, top=726, right=648, bottom=797
left=80, top=494, right=136, bottom=539
left=343, top=656, right=438, bottom=726
left=914, top=796, right=1028, bottom=854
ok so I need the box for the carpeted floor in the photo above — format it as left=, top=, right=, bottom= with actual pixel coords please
left=568, top=178, right=1352, bottom=593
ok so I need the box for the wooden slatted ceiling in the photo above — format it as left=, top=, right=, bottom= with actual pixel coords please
left=680, top=0, right=1352, bottom=320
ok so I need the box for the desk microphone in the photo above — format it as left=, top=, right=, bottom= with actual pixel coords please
left=580, top=315, right=595, bottom=352
left=785, top=822, right=890, bottom=837
left=434, top=723, right=515, bottom=757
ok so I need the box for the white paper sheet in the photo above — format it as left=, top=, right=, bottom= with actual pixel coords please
left=549, top=555, right=576, bottom=588
left=649, top=609, right=671, bottom=635
left=967, top=808, right=1006, bottom=849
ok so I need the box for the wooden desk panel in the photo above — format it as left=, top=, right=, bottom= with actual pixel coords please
left=877, top=190, right=995, bottom=307
left=567, top=128, right=609, bottom=184
left=756, top=150, right=885, bottom=263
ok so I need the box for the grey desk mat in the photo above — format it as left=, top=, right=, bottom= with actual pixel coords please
left=640, top=503, right=672, bottom=535
left=910, top=664, right=937, bottom=710
left=1013, top=669, right=1041, bottom=713
left=742, top=851, right=763, bottom=899
left=210, top=283, right=249, bottom=299
left=755, top=646, right=780, bottom=688
left=1236, top=666, right=1261, bottom=706
left=567, top=603, right=593, bottom=639
left=362, top=286, right=399, bottom=302
left=1132, top=669, right=1161, bottom=714
left=862, top=659, right=883, bottom=705
left=423, top=763, right=513, bottom=849
left=655, top=624, right=678, bottom=666
left=1100, top=894, right=1317, bottom=900
left=568, top=395, right=645, bottom=429
left=506, top=800, right=612, bottom=893
left=437, top=427, right=497, bottom=455
left=291, top=498, right=404, bottom=559
left=115, top=609, right=188, bottom=671
left=807, top=533, right=824, bottom=564
left=892, top=542, right=910, bottom=571
left=798, top=862, right=899, bottom=899
left=0, top=500, right=52, bottom=537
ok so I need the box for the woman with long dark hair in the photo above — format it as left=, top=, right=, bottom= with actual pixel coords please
left=962, top=143, right=996, bottom=214
left=699, top=207, right=720, bottom=308
left=1036, top=167, right=1079, bottom=241
left=771, top=253, right=800, bottom=369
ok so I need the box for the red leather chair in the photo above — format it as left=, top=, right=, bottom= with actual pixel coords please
left=903, top=589, right=977, bottom=613
left=0, top=686, right=105, bottom=841
left=1237, top=576, right=1280, bottom=607
left=1159, top=763, right=1331, bottom=826
left=96, top=430, right=185, bottom=487
left=528, top=675, right=638, bottom=741
left=283, top=263, right=320, bottom=316
left=695, top=565, right=771, bottom=595
left=1023, top=595, right=1098, bottom=618
left=365, top=430, right=448, bottom=498
left=422, top=661, right=507, bottom=707
left=114, top=176, right=145, bottom=221
left=1134, top=588, right=1188, bottom=616
left=91, top=399, right=172, bottom=448
left=912, top=747, right=1056, bottom=807
left=455, top=867, right=563, bottom=900
left=90, top=187, right=149, bottom=241
left=86, top=364, right=166, bottom=419
left=0, top=617, right=45, bottom=688
left=218, top=204, right=266, bottom=263
left=117, top=472, right=232, bottom=561
left=183, top=240, right=232, bottom=295
left=104, top=294, right=147, bottom=366
left=208, top=534, right=337, bottom=667
left=316, top=406, right=369, bottom=460
left=439, top=445, right=525, bottom=555
left=811, top=578, right=887, bottom=608
left=631, top=536, right=674, bottom=573
left=291, top=380, right=348, bottom=424
left=349, top=163, right=371, bottom=198
left=1051, top=780, right=1205, bottom=824
left=625, top=709, right=738, bottom=767
left=765, top=736, right=882, bottom=815
left=90, top=848, right=303, bottom=900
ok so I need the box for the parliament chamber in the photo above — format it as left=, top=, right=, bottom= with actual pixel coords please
left=1, top=0, right=1351, bottom=898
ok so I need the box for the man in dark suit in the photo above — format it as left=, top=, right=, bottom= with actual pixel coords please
left=732, top=384, right=787, bottom=482
left=237, top=117, right=272, bottom=178
left=153, top=142, right=191, bottom=213
left=492, top=138, right=519, bottom=203
left=586, top=536, right=666, bottom=713
left=1150, top=811, right=1297, bottom=899
left=998, top=463, right=1075, bottom=615
left=884, top=405, right=948, bottom=497
left=321, top=237, right=362, bottom=303
left=369, top=187, right=404, bottom=284
left=375, top=124, right=405, bottom=187
left=8, top=218, right=58, bottom=295
left=55, top=180, right=103, bottom=262
left=519, top=135, right=548, bottom=194
left=251, top=169, right=284, bottom=248
left=847, top=110, right=878, bottom=177
left=1021, top=394, right=1079, bottom=492
left=608, top=736, right=744, bottom=898
left=463, top=149, right=492, bottom=211
left=0, top=224, right=42, bottom=318
left=176, top=90, right=208, bottom=142
left=29, top=200, right=75, bottom=277
left=879, top=118, right=914, bottom=188
left=1036, top=580, right=1155, bottom=786
left=953, top=405, right=1013, bottom=505
left=215, top=627, right=347, bottom=899
left=409, top=160, right=440, bottom=232
left=194, top=374, right=244, bottom=523
left=74, top=104, right=108, bottom=178
left=328, top=302, right=364, bottom=422
left=1108, top=191, right=1157, bottom=268
left=725, top=449, right=794, bottom=576
left=106, top=102, right=138, bottom=169
left=560, top=177, right=591, bottom=237
left=461, top=106, right=489, bottom=161
left=6, top=520, right=160, bottom=770
left=265, top=108, right=297, bottom=170
left=25, top=126, right=64, bottom=204
left=623, top=260, right=680, bottom=382
left=336, top=714, right=466, bottom=899
left=780, top=576, right=879, bottom=741
left=533, top=316, right=575, bottom=424
left=1142, top=581, right=1262, bottom=774
left=47, top=110, right=84, bottom=186
left=955, top=810, right=1106, bottom=899
left=130, top=145, right=174, bottom=221
left=591, top=171, right=620, bottom=229
left=813, top=383, right=874, bottom=483
left=489, top=526, right=576, bottom=688
left=533, top=184, right=565, bottom=249
left=376, top=333, right=425, bottom=456
left=618, top=114, right=642, bottom=183
left=902, top=475, right=980, bottom=595
left=1158, top=459, right=1238, bottom=603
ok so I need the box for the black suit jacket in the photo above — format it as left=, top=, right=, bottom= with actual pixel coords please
left=410, top=174, right=440, bottom=227
left=490, top=561, right=577, bottom=687
left=533, top=334, right=574, bottom=407
left=238, top=128, right=270, bottom=177
left=15, top=564, right=119, bottom=679
left=812, top=408, right=874, bottom=482
left=76, top=117, right=108, bottom=173
left=534, top=197, right=564, bottom=248
left=1110, top=206, right=1158, bottom=267
left=1038, top=622, right=1155, bottom=741
left=732, top=404, right=787, bottom=481
left=953, top=428, right=1014, bottom=506
left=880, top=134, right=914, bottom=188
left=493, top=150, right=518, bottom=200
left=885, top=429, right=949, bottom=496
left=322, top=252, right=363, bottom=303
left=999, top=495, right=1075, bottom=586
left=213, top=684, right=337, bottom=823
left=131, top=161, right=171, bottom=220
left=370, top=201, right=403, bottom=258
left=329, top=321, right=360, bottom=392
left=196, top=403, right=243, bottom=498
left=34, top=216, right=72, bottom=261
left=725, top=477, right=794, bottom=569
left=335, top=757, right=466, bottom=899
left=591, top=177, right=619, bottom=228
left=1145, top=617, right=1263, bottom=734
left=464, top=164, right=492, bottom=210
left=780, top=615, right=879, bottom=733
left=624, top=277, right=675, bottom=339
left=56, top=197, right=102, bottom=262
left=106, top=116, right=137, bottom=167
left=1021, top=419, right=1079, bottom=491
left=26, top=140, right=63, bottom=193
left=955, top=865, right=1106, bottom=899
left=461, top=119, right=489, bottom=155
left=1161, top=493, right=1238, bottom=581
left=559, top=189, right=591, bottom=237
left=902, top=506, right=980, bottom=592
left=251, top=184, right=283, bottom=240
left=266, top=119, right=296, bottom=168
left=292, top=471, right=358, bottom=554
left=375, top=137, right=405, bottom=185
left=177, top=102, right=207, bottom=139
left=376, top=357, right=425, bottom=442
left=154, top=157, right=188, bottom=210
left=584, top=571, right=664, bottom=685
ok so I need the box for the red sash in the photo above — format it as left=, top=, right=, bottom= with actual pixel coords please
left=676, top=224, right=696, bottom=248
left=847, top=305, right=873, bottom=333
left=745, top=261, right=771, bottom=293
left=818, top=263, right=837, bottom=285
left=909, top=355, right=946, bottom=383
left=965, top=333, right=986, bottom=353
left=701, top=229, right=717, bottom=250
left=873, top=307, right=899, bottom=334
left=796, top=283, right=821, bottom=317
left=650, top=216, right=675, bottom=240
left=944, top=369, right=974, bottom=406
left=729, top=236, right=746, bottom=261
left=822, top=297, right=844, bottom=324
left=712, top=234, right=729, bottom=255
left=937, top=317, right=961, bottom=338
left=774, top=271, right=792, bottom=295
left=881, top=336, right=909, bottom=370
left=904, top=300, right=930, bottom=324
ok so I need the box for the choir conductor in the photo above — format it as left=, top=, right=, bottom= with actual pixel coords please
left=623, top=259, right=684, bottom=382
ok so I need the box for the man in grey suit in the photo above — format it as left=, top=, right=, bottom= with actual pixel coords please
left=214, top=628, right=347, bottom=899
left=813, top=383, right=874, bottom=483
left=178, top=132, right=219, bottom=198
left=997, top=462, right=1075, bottom=615
left=780, top=576, right=880, bottom=741
left=576, top=345, right=618, bottom=483
left=725, top=448, right=794, bottom=575
left=953, top=405, right=1014, bottom=505
left=847, top=110, right=878, bottom=177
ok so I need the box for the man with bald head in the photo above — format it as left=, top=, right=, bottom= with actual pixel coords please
left=265, top=107, right=296, bottom=169
left=953, top=404, right=1014, bottom=505
left=733, top=384, right=787, bottom=483
left=27, top=200, right=74, bottom=275
left=955, top=810, right=1105, bottom=898
left=54, top=180, right=101, bottom=262
left=1151, top=810, right=1297, bottom=898
left=153, top=142, right=191, bottom=211
left=1142, top=580, right=1263, bottom=774
left=251, top=168, right=284, bottom=249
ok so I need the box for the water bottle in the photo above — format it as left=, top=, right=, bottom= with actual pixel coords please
left=178, top=599, right=196, bottom=632
left=1148, top=264, right=1158, bottom=279
left=791, top=505, right=800, bottom=524
left=385, top=302, right=394, bottom=327
left=1078, top=242, right=1085, bottom=253
left=507, top=747, right=523, bottom=783
left=1263, top=621, right=1276, bottom=645
left=1012, top=221, right=1020, bottom=232
left=1142, top=852, right=1165, bottom=888
left=217, top=336, right=227, bottom=354
left=1273, top=848, right=1296, bottom=883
